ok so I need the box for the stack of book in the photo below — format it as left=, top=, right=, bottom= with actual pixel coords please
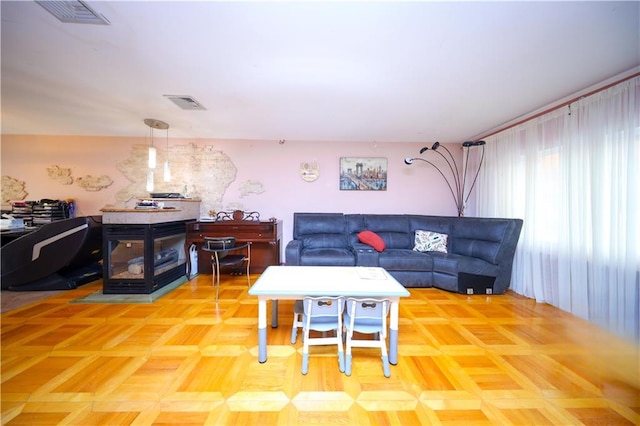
left=135, top=200, right=159, bottom=209
left=10, top=200, right=33, bottom=224
left=31, top=200, right=70, bottom=225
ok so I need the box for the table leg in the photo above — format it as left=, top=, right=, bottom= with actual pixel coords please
left=258, top=299, right=268, bottom=363
left=271, top=300, right=279, bottom=328
left=389, top=300, right=399, bottom=365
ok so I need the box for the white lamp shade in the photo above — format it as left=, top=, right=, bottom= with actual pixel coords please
left=163, top=160, right=171, bottom=182
left=148, top=146, right=157, bottom=169
left=146, top=170, right=154, bottom=192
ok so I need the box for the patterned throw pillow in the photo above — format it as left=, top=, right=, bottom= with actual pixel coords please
left=413, top=230, right=448, bottom=253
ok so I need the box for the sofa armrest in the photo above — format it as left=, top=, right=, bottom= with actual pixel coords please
left=285, top=239, right=303, bottom=265
left=352, top=242, right=379, bottom=267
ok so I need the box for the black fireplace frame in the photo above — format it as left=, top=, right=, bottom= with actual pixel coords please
left=103, top=220, right=187, bottom=294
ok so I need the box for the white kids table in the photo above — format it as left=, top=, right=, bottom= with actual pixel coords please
left=248, top=265, right=410, bottom=364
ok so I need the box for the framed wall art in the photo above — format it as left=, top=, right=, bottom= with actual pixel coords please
left=339, top=157, right=387, bottom=191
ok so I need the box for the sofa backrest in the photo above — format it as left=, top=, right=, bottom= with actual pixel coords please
left=346, top=214, right=412, bottom=249
left=408, top=215, right=454, bottom=250
left=293, top=212, right=349, bottom=249
left=345, top=214, right=366, bottom=245
left=450, top=217, right=521, bottom=264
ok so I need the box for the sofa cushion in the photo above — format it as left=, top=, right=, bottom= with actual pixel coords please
left=429, top=252, right=459, bottom=275
left=413, top=230, right=448, bottom=253
left=363, top=214, right=410, bottom=232
left=347, top=214, right=414, bottom=249
left=302, top=234, right=348, bottom=249
left=294, top=213, right=346, bottom=238
left=358, top=230, right=386, bottom=252
left=376, top=232, right=412, bottom=249
left=429, top=252, right=499, bottom=276
left=455, top=255, right=499, bottom=276
left=378, top=249, right=432, bottom=271
left=409, top=215, right=452, bottom=235
left=454, top=239, right=501, bottom=264
left=300, top=248, right=356, bottom=266
left=451, top=218, right=510, bottom=264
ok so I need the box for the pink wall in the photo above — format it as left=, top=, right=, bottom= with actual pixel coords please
left=1, top=135, right=459, bottom=246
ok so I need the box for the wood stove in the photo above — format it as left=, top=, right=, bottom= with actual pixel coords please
left=103, top=220, right=188, bottom=294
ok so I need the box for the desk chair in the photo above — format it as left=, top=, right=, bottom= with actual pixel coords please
left=301, top=296, right=345, bottom=375
left=202, top=237, right=251, bottom=302
left=344, top=298, right=391, bottom=377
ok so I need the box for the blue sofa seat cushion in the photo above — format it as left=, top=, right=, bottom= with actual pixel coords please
left=429, top=252, right=459, bottom=275
left=429, top=252, right=499, bottom=277
left=456, top=255, right=499, bottom=277
left=300, top=248, right=356, bottom=266
left=378, top=249, right=432, bottom=271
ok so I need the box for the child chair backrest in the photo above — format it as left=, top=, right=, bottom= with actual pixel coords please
left=304, top=296, right=345, bottom=331
left=345, top=298, right=390, bottom=335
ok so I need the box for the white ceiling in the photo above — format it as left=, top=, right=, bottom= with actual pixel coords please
left=1, top=1, right=639, bottom=143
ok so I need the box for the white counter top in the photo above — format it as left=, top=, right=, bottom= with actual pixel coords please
left=101, top=198, right=201, bottom=224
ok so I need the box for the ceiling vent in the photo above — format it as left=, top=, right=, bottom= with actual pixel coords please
left=36, top=1, right=110, bottom=25
left=164, top=95, right=207, bottom=111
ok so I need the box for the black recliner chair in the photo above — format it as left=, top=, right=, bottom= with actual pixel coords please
left=1, top=216, right=103, bottom=291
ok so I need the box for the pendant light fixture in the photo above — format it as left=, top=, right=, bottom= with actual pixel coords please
left=143, top=118, right=170, bottom=192
left=163, top=124, right=171, bottom=182
left=146, top=170, right=154, bottom=192
left=148, top=145, right=156, bottom=169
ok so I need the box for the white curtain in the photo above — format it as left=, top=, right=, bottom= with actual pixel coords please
left=469, top=76, right=640, bottom=342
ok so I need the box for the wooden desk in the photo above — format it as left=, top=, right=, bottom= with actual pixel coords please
left=248, top=265, right=410, bottom=364
left=186, top=219, right=282, bottom=275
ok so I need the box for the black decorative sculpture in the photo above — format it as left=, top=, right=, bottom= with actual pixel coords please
left=404, top=141, right=486, bottom=216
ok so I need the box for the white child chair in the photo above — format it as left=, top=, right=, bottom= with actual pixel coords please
left=343, top=297, right=391, bottom=378
left=291, top=299, right=304, bottom=344
left=301, top=296, right=345, bottom=375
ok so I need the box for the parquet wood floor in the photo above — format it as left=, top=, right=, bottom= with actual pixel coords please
left=1, top=274, right=638, bottom=425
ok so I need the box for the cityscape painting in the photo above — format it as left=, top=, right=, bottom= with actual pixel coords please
left=339, top=157, right=387, bottom=191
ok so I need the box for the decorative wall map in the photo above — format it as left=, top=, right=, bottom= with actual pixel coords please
left=116, top=143, right=240, bottom=216
left=2, top=144, right=264, bottom=215
left=76, top=175, right=113, bottom=191
left=1, top=176, right=28, bottom=204
left=239, top=179, right=265, bottom=197
left=45, top=164, right=114, bottom=192
left=46, top=165, right=73, bottom=185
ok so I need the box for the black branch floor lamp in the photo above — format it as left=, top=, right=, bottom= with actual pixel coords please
left=404, top=141, right=486, bottom=217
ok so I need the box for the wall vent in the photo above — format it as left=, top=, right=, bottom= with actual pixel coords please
left=36, top=1, right=110, bottom=25
left=164, top=95, right=207, bottom=111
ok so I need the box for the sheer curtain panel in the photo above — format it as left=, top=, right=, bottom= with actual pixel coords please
left=470, top=76, right=639, bottom=342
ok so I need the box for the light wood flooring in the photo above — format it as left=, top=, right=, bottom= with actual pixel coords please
left=1, top=273, right=638, bottom=425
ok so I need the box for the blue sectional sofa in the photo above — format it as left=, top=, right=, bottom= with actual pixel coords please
left=285, top=212, right=523, bottom=294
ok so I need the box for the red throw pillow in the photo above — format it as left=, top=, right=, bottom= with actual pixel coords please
left=358, top=230, right=386, bottom=252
